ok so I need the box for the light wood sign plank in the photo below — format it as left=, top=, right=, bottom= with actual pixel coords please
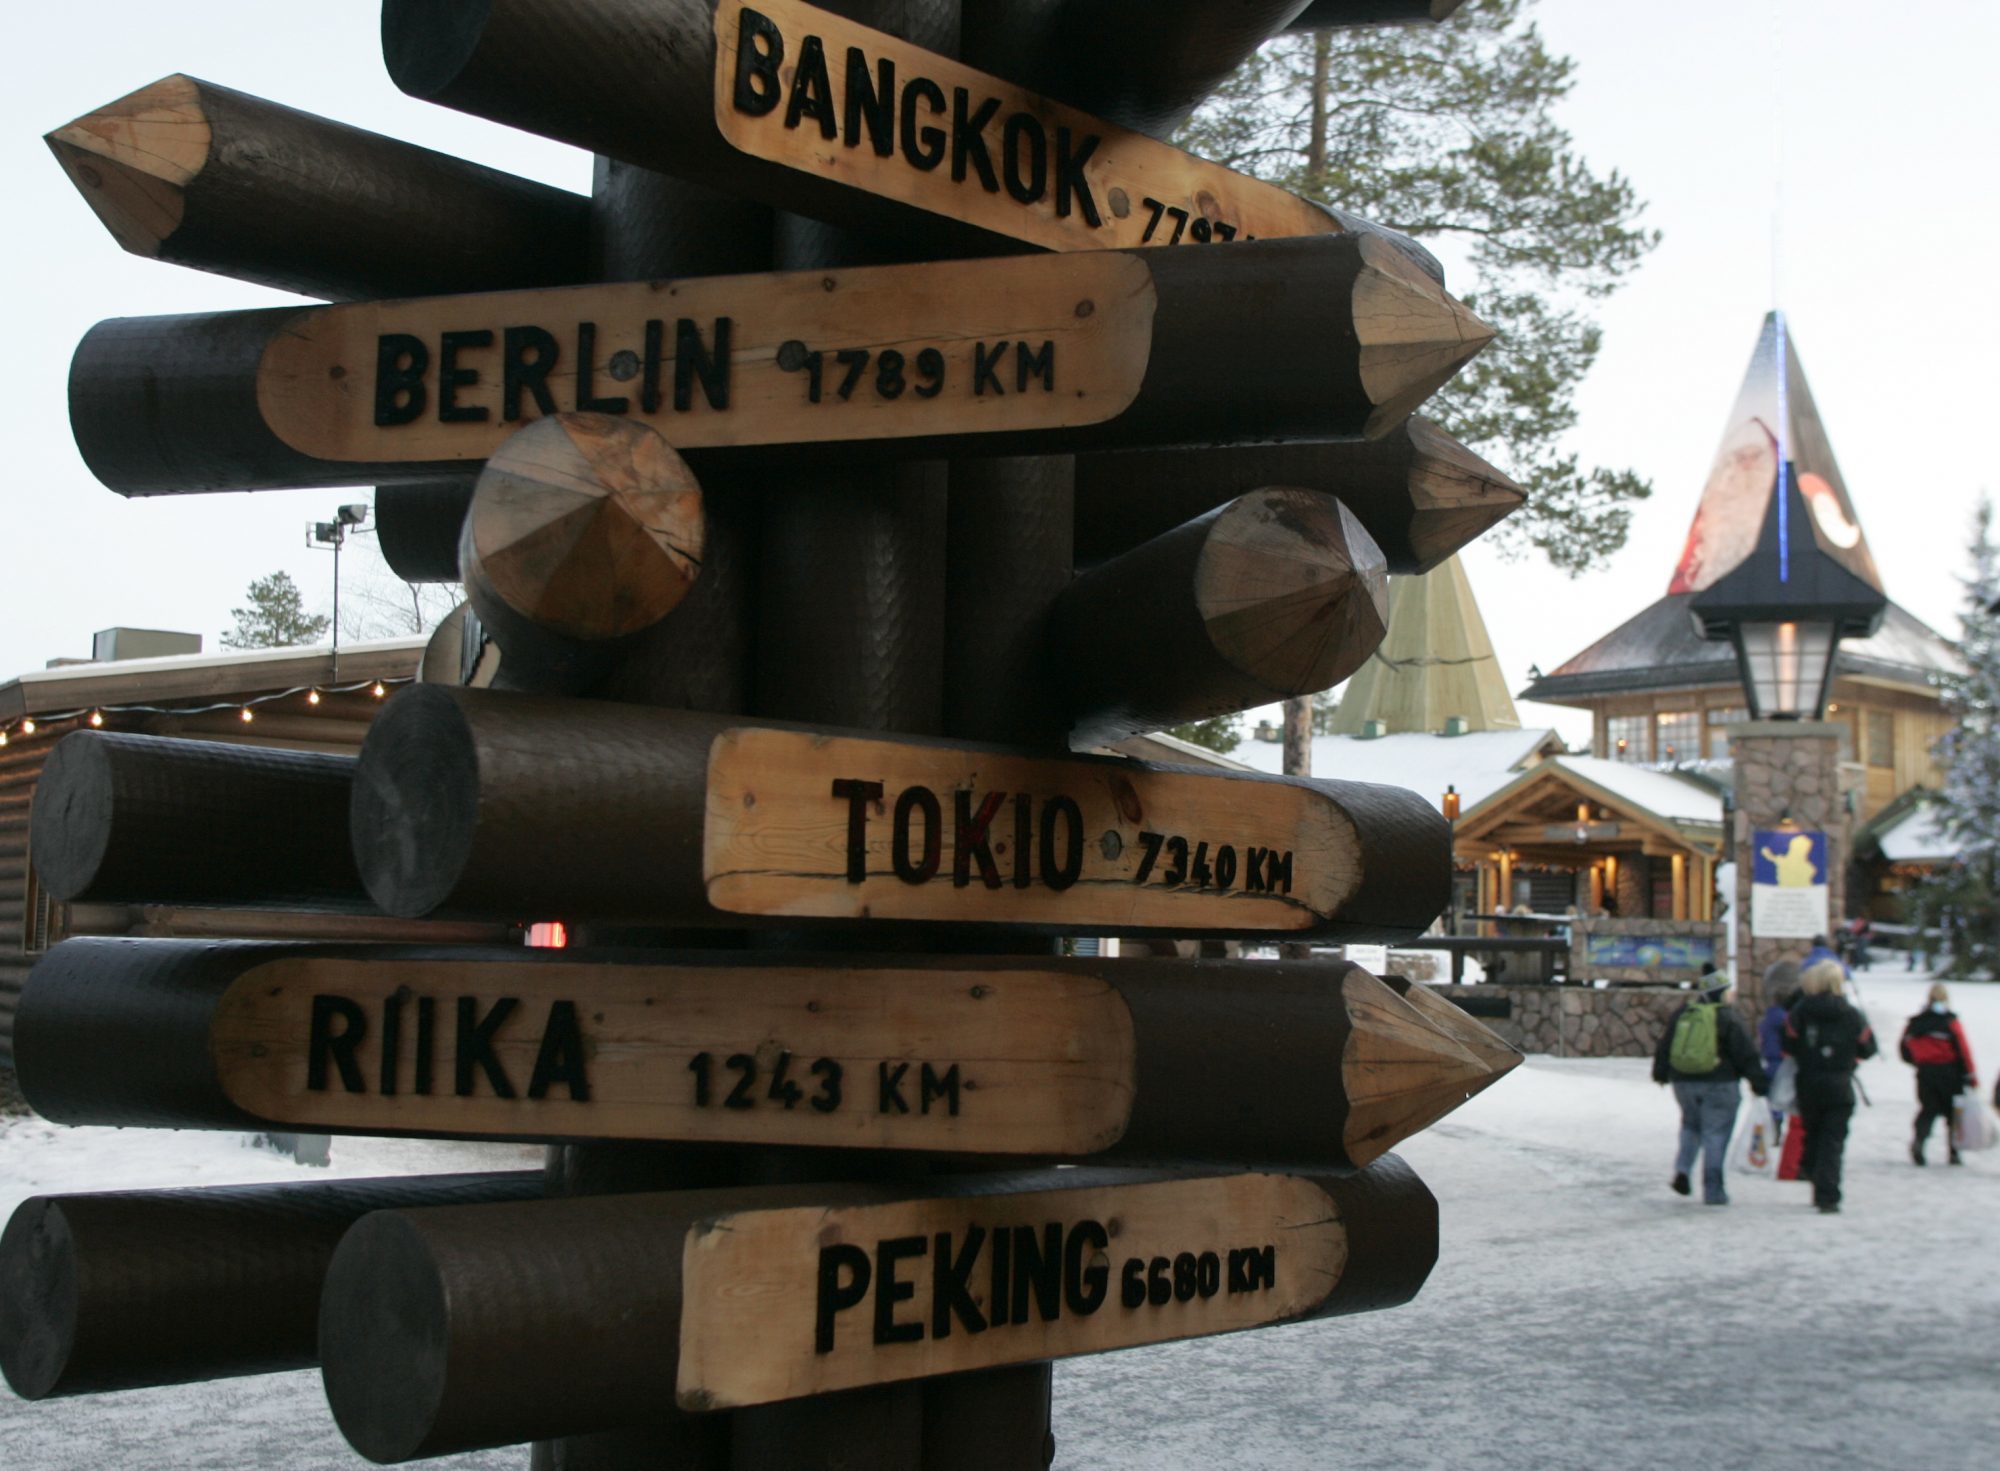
left=711, top=0, right=1340, bottom=255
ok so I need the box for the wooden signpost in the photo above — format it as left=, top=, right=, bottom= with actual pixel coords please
left=316, top=1158, right=1437, bottom=1459
left=69, top=233, right=1490, bottom=498
left=16, top=940, right=1510, bottom=1168
left=347, top=686, right=1448, bottom=936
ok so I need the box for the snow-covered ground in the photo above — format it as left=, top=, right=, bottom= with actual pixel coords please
left=3, top=970, right=1995, bottom=1469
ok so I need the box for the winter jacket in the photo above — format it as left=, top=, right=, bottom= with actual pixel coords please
left=1653, top=1001, right=1769, bottom=1092
left=1802, top=943, right=1849, bottom=978
left=1782, top=993, right=1878, bottom=1077
left=1900, top=1009, right=1978, bottom=1087
left=1758, top=1003, right=1789, bottom=1078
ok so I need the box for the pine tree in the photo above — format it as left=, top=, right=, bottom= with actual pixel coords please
left=222, top=571, right=330, bottom=650
left=1176, top=0, right=1658, bottom=573
left=1918, top=497, right=2000, bottom=977
left=1167, top=714, right=1244, bottom=755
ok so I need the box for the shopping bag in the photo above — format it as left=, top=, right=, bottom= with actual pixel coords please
left=1952, top=1090, right=1998, bottom=1152
left=1777, top=1114, right=1807, bottom=1180
left=1729, top=1096, right=1779, bottom=1177
left=1769, top=1057, right=1798, bottom=1115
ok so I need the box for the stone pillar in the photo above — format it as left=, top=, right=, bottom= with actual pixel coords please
left=1728, top=721, right=1847, bottom=1008
left=1614, top=854, right=1647, bottom=918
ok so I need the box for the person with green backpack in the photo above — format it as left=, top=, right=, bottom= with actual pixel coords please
left=1652, top=967, right=1770, bottom=1205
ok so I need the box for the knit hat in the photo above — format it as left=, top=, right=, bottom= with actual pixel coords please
left=1699, top=971, right=1731, bottom=999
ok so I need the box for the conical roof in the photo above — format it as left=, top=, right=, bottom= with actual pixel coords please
left=1328, top=553, right=1520, bottom=734
left=1669, top=312, right=1883, bottom=597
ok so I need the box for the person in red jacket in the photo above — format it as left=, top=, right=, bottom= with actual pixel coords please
left=1900, top=982, right=1979, bottom=1167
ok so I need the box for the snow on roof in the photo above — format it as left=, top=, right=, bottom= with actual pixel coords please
left=1876, top=803, right=1956, bottom=863
left=1231, top=727, right=1560, bottom=811
left=1547, top=755, right=1724, bottom=826
left=8, top=636, right=429, bottom=690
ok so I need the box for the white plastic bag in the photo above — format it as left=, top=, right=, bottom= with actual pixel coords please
left=1730, top=1096, right=1779, bottom=1176
left=1952, top=1090, right=1997, bottom=1152
left=1769, top=1057, right=1797, bottom=1115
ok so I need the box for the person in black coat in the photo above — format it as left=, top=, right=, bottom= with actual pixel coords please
left=1900, top=982, right=1978, bottom=1167
left=1652, top=970, right=1769, bottom=1205
left=1783, top=959, right=1879, bottom=1214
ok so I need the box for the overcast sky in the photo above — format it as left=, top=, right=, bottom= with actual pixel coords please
left=2, top=1, right=1994, bottom=748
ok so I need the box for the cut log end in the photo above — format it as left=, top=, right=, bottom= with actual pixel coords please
left=381, top=0, right=497, bottom=101
left=350, top=687, right=481, bottom=919
left=1194, top=491, right=1390, bottom=696
left=1403, top=420, right=1527, bottom=571
left=1338, top=970, right=1510, bottom=1166
left=45, top=75, right=210, bottom=257
left=1352, top=237, right=1497, bottom=438
left=464, top=413, right=704, bottom=642
left=24, top=734, right=114, bottom=903
left=319, top=1211, right=452, bottom=1464
left=0, top=1200, right=76, bottom=1402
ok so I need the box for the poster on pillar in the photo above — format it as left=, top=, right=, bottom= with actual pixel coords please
left=1750, top=829, right=1829, bottom=939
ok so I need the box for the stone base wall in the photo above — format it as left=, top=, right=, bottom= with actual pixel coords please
left=1427, top=983, right=1698, bottom=1058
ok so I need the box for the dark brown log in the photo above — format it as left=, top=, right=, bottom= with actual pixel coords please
left=28, top=732, right=373, bottom=912
left=69, top=234, right=1491, bottom=498
left=317, top=1158, right=1436, bottom=1459
left=349, top=685, right=1449, bottom=938
left=1074, top=416, right=1525, bottom=576
left=12, top=942, right=1503, bottom=1167
left=459, top=412, right=705, bottom=685
left=0, top=1171, right=540, bottom=1400
left=1287, top=0, right=1465, bottom=27
left=45, top=74, right=589, bottom=302
left=377, top=480, right=473, bottom=584
left=1054, top=489, right=1388, bottom=746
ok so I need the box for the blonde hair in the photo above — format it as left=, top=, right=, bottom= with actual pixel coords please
left=1800, top=959, right=1845, bottom=997
left=1927, top=982, right=1950, bottom=1006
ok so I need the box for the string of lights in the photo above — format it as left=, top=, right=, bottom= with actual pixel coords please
left=0, top=675, right=409, bottom=747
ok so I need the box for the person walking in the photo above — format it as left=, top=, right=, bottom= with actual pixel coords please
left=1900, top=982, right=1978, bottom=1167
left=1654, top=970, right=1769, bottom=1205
left=1783, top=959, right=1879, bottom=1214
left=1757, top=960, right=1802, bottom=1138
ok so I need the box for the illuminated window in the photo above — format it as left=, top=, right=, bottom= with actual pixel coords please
left=1705, top=707, right=1748, bottom=759
left=1655, top=711, right=1698, bottom=762
left=1606, top=714, right=1648, bottom=762
left=1867, top=710, right=1895, bottom=769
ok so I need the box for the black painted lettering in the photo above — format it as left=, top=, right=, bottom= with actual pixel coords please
left=307, top=994, right=367, bottom=1094
left=1011, top=1223, right=1062, bottom=1324
left=526, top=1000, right=591, bottom=1101
left=950, top=88, right=1001, bottom=192
left=373, top=335, right=428, bottom=427
left=815, top=1243, right=870, bottom=1353
left=1054, top=127, right=1103, bottom=226
left=1016, top=340, right=1054, bottom=393
left=502, top=326, right=559, bottom=421
left=900, top=77, right=946, bottom=170
left=454, top=996, right=519, bottom=1098
left=1146, top=1256, right=1171, bottom=1306
left=1197, top=1251, right=1221, bottom=1298
left=878, top=1061, right=910, bottom=1114
left=641, top=318, right=665, bottom=414
left=1001, top=112, right=1048, bottom=204
left=414, top=996, right=435, bottom=1096
left=891, top=785, right=942, bottom=883
left=1065, top=1219, right=1110, bottom=1316
left=1266, top=851, right=1294, bottom=895
left=733, top=8, right=785, bottom=116
left=1040, top=795, right=1084, bottom=891
left=973, top=341, right=1007, bottom=396
left=931, top=1227, right=988, bottom=1338
left=379, top=989, right=404, bottom=1096
left=873, top=1235, right=926, bottom=1345
left=844, top=48, right=895, bottom=155
left=785, top=35, right=837, bottom=139
left=919, top=1062, right=961, bottom=1116
left=574, top=323, right=628, bottom=415
left=1012, top=791, right=1033, bottom=888
left=990, top=1222, right=1013, bottom=1327
left=437, top=330, right=492, bottom=422
left=1120, top=1257, right=1146, bottom=1309
left=953, top=790, right=1005, bottom=889
left=1244, top=847, right=1267, bottom=893
left=831, top=778, right=884, bottom=883
left=674, top=317, right=732, bottom=411
left=1248, top=1244, right=1275, bottom=1291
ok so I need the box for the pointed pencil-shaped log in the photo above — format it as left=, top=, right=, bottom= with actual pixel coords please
left=29, top=732, right=376, bottom=912
left=14, top=941, right=1503, bottom=1168
left=1381, top=973, right=1524, bottom=1101
left=0, top=1172, right=541, bottom=1401
left=461, top=412, right=705, bottom=649
left=1074, top=416, right=1524, bottom=575
left=317, top=1159, right=1435, bottom=1457
left=45, top=75, right=590, bottom=302
left=378, top=480, right=474, bottom=584
left=383, top=0, right=1428, bottom=265
left=349, top=686, right=1448, bottom=937
left=1055, top=489, right=1388, bottom=746
left=69, top=234, right=1491, bottom=497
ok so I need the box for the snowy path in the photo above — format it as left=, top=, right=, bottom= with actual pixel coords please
left=2, top=972, right=1996, bottom=1469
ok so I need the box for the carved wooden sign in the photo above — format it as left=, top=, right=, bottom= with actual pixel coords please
left=258, top=251, right=1152, bottom=463
left=701, top=725, right=1419, bottom=934
left=678, top=1171, right=1367, bottom=1409
left=711, top=0, right=1340, bottom=254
